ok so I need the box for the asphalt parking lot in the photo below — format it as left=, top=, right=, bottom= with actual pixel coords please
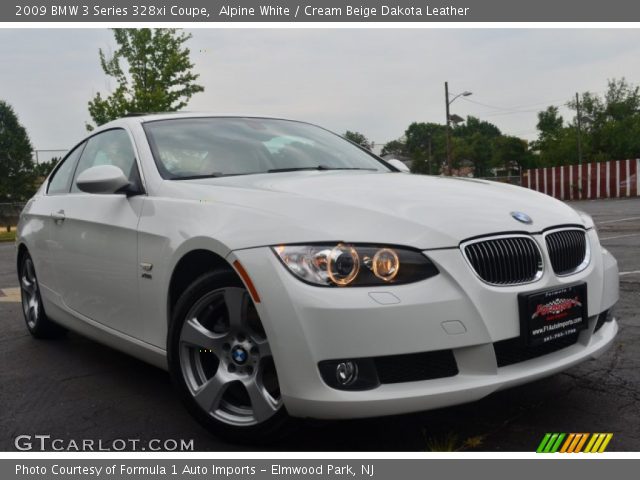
left=1, top=197, right=638, bottom=452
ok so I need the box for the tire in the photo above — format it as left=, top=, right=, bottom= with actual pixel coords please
left=19, top=252, right=67, bottom=339
left=168, top=270, right=295, bottom=443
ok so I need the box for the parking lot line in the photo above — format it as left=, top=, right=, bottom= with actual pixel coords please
left=600, top=233, right=640, bottom=241
left=620, top=270, right=640, bottom=276
left=0, top=287, right=20, bottom=302
left=597, top=216, right=640, bottom=225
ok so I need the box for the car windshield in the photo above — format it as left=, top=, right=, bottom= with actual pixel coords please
left=143, top=117, right=391, bottom=179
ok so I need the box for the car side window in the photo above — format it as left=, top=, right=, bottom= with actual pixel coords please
left=71, top=129, right=140, bottom=193
left=47, top=142, right=85, bottom=195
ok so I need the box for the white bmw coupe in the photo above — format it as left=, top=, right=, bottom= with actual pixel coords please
left=17, top=114, right=619, bottom=441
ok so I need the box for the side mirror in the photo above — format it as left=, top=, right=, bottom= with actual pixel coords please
left=387, top=159, right=411, bottom=173
left=75, top=165, right=131, bottom=195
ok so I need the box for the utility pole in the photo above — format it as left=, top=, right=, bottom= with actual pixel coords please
left=576, top=92, right=583, bottom=165
left=445, top=81, right=452, bottom=175
left=444, top=82, right=472, bottom=176
left=428, top=134, right=433, bottom=174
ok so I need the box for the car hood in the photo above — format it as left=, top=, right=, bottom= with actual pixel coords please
left=160, top=171, right=585, bottom=250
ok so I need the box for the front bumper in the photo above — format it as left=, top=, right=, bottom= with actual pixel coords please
left=229, top=232, right=619, bottom=420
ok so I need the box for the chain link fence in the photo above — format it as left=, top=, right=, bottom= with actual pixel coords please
left=477, top=175, right=522, bottom=186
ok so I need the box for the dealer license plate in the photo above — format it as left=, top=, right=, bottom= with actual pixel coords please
left=518, top=283, right=588, bottom=346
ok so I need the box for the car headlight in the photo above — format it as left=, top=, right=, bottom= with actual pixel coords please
left=272, top=244, right=438, bottom=287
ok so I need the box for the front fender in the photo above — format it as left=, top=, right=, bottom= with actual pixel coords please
left=601, top=247, right=619, bottom=312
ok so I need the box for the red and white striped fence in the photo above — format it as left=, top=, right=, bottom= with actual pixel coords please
left=522, top=159, right=639, bottom=200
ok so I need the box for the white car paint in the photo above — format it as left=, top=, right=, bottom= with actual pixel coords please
left=17, top=113, right=619, bottom=422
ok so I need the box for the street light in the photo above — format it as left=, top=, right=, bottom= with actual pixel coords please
left=445, top=82, right=472, bottom=175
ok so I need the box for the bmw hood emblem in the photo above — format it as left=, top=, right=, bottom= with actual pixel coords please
left=511, top=211, right=533, bottom=224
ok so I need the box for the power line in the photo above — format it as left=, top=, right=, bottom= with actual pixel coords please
left=502, top=129, right=539, bottom=137
left=457, top=89, right=609, bottom=118
left=378, top=88, right=610, bottom=144
left=460, top=96, right=569, bottom=112
left=482, top=108, right=557, bottom=118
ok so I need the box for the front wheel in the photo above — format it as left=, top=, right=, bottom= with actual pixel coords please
left=168, top=270, right=294, bottom=443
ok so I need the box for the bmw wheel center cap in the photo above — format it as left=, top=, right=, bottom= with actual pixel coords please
left=511, top=211, right=533, bottom=224
left=231, top=346, right=248, bottom=365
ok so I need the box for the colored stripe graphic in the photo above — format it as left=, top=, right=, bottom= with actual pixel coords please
left=538, top=433, right=613, bottom=453
left=598, top=434, right=613, bottom=453
left=585, top=433, right=613, bottom=453
left=584, top=434, right=599, bottom=453
left=544, top=433, right=559, bottom=453
left=568, top=433, right=583, bottom=452
left=536, top=433, right=552, bottom=453
left=549, top=433, right=565, bottom=453
left=560, top=433, right=575, bottom=453
left=574, top=433, right=589, bottom=452
left=536, top=433, right=566, bottom=453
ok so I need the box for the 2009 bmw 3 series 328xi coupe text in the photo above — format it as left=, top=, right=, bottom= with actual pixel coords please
left=17, top=114, right=619, bottom=441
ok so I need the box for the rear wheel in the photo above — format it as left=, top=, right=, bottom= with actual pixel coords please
left=19, top=252, right=66, bottom=339
left=168, top=270, right=294, bottom=443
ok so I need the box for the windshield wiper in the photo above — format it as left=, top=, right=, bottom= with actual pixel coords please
left=267, top=165, right=377, bottom=173
left=172, top=167, right=378, bottom=179
left=172, top=173, right=224, bottom=180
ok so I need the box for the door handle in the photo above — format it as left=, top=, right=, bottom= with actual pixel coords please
left=51, top=210, right=66, bottom=222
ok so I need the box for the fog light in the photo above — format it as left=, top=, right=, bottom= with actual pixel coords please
left=335, top=361, right=358, bottom=386
left=318, top=358, right=379, bottom=390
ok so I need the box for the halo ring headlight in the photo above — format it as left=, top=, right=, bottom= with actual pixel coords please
left=272, top=244, right=438, bottom=287
left=372, top=248, right=400, bottom=282
left=327, top=244, right=360, bottom=286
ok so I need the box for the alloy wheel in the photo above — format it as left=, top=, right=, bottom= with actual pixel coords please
left=178, top=287, right=282, bottom=427
left=21, top=257, right=40, bottom=329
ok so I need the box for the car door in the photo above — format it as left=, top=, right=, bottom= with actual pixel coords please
left=48, top=128, right=145, bottom=339
left=23, top=142, right=85, bottom=300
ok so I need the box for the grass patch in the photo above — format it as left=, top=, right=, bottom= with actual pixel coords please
left=423, top=429, right=486, bottom=452
left=424, top=432, right=460, bottom=452
left=0, top=229, right=16, bottom=242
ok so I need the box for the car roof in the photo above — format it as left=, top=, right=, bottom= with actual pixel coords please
left=99, top=112, right=296, bottom=128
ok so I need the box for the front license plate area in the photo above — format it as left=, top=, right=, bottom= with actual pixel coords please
left=519, top=283, right=588, bottom=347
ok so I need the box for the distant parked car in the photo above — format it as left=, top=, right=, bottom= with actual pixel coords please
left=17, top=114, right=619, bottom=442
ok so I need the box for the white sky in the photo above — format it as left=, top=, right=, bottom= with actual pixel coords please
left=2, top=28, right=640, bottom=160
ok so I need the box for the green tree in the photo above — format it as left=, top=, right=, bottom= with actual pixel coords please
left=87, top=28, right=204, bottom=129
left=343, top=130, right=373, bottom=150
left=0, top=101, right=37, bottom=231
left=531, top=106, right=569, bottom=166
left=492, top=136, right=532, bottom=173
left=467, top=133, right=495, bottom=176
left=380, top=139, right=407, bottom=157
left=33, top=158, right=58, bottom=179
left=404, top=122, right=446, bottom=174
left=0, top=101, right=36, bottom=200
left=535, top=106, right=564, bottom=143
left=454, top=115, right=501, bottom=140
left=395, top=117, right=530, bottom=177
left=571, top=78, right=640, bottom=162
left=452, top=116, right=503, bottom=176
left=534, top=79, right=640, bottom=165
